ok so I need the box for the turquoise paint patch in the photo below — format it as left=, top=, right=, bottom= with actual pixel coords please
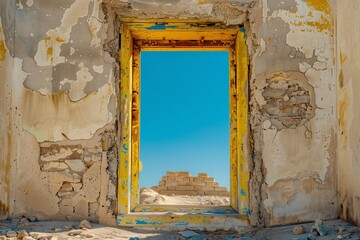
left=134, top=219, right=148, bottom=224
left=242, top=207, right=250, bottom=216
left=175, top=222, right=189, bottom=226
left=240, top=27, right=247, bottom=38
left=122, top=144, right=128, bottom=154
left=135, top=219, right=163, bottom=225
left=147, top=24, right=178, bottom=30
left=240, top=189, right=246, bottom=196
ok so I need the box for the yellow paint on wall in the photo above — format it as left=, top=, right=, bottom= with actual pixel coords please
left=0, top=27, right=6, bottom=62
left=340, top=51, right=348, bottom=64
left=47, top=47, right=53, bottom=63
left=306, top=0, right=331, bottom=15
left=0, top=40, right=6, bottom=62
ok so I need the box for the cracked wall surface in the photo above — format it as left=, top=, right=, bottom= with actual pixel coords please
left=337, top=0, right=360, bottom=227
left=0, top=0, right=119, bottom=224
left=0, top=0, right=342, bottom=227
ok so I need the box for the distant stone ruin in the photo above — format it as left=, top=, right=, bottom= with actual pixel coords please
left=151, top=171, right=230, bottom=197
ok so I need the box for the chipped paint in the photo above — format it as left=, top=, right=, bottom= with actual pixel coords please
left=118, top=20, right=249, bottom=227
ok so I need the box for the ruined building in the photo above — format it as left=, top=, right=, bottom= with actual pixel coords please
left=0, top=0, right=360, bottom=230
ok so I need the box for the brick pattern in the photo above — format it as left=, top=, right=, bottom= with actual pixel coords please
left=151, top=172, right=230, bottom=197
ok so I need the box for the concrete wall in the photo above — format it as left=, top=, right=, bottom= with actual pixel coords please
left=0, top=0, right=339, bottom=227
left=337, top=0, right=360, bottom=227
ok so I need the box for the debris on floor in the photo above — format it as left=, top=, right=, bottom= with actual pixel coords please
left=0, top=219, right=360, bottom=239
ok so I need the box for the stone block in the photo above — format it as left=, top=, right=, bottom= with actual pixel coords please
left=195, top=182, right=206, bottom=187
left=177, top=181, right=187, bottom=186
left=43, top=162, right=68, bottom=171
left=204, top=191, right=219, bottom=196
left=165, top=180, right=177, bottom=186
left=160, top=190, right=177, bottom=196
left=177, top=172, right=190, bottom=177
left=193, top=177, right=206, bottom=182
left=218, top=191, right=230, bottom=197
left=65, top=159, right=86, bottom=173
left=59, top=182, right=73, bottom=192
left=198, top=173, right=208, bottom=177
left=215, top=187, right=228, bottom=192
left=176, top=185, right=194, bottom=191
left=178, top=177, right=190, bottom=182
left=205, top=177, right=214, bottom=182
left=202, top=187, right=215, bottom=191
left=166, top=171, right=176, bottom=176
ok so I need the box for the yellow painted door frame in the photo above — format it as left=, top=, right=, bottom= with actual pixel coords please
left=118, top=19, right=249, bottom=227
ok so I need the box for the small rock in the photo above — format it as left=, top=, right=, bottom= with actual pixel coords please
left=178, top=230, right=200, bottom=238
left=23, top=237, right=36, bottom=240
left=293, top=225, right=306, bottom=235
left=83, top=234, right=94, bottom=238
left=6, top=230, right=17, bottom=237
left=53, top=228, right=62, bottom=232
left=20, top=217, right=30, bottom=225
left=66, top=224, right=74, bottom=230
left=80, top=220, right=92, bottom=229
left=28, top=216, right=37, bottom=222
left=29, top=232, right=53, bottom=239
left=316, top=224, right=327, bottom=236
left=18, top=229, right=29, bottom=239
left=310, top=219, right=327, bottom=236
left=68, top=229, right=82, bottom=236
left=307, top=234, right=316, bottom=240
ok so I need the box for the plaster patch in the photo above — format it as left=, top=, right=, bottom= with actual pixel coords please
left=61, top=66, right=94, bottom=101
left=34, top=0, right=91, bottom=66
left=21, top=80, right=114, bottom=142
left=92, top=65, right=104, bottom=73
left=26, top=0, right=34, bottom=7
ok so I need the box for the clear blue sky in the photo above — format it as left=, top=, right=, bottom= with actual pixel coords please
left=140, top=51, right=229, bottom=189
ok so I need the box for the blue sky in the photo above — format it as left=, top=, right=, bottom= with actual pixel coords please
left=140, top=51, right=229, bottom=189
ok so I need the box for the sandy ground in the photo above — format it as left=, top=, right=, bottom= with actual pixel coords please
left=1, top=219, right=360, bottom=239
left=140, top=188, right=230, bottom=206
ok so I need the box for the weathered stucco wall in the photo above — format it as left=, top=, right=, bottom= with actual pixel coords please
left=249, top=0, right=338, bottom=226
left=337, top=0, right=360, bottom=227
left=0, top=0, right=339, bottom=227
left=0, top=4, right=12, bottom=220
left=0, top=0, right=119, bottom=224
